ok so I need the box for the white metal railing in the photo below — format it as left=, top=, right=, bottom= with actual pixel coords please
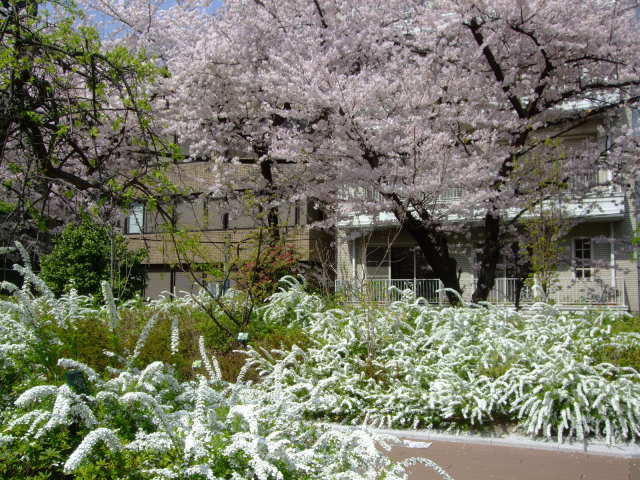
left=339, top=187, right=465, bottom=204
left=569, top=170, right=600, bottom=191
left=547, top=282, right=625, bottom=307
left=482, top=278, right=625, bottom=308
left=438, top=187, right=465, bottom=202
left=483, top=278, right=533, bottom=304
left=337, top=277, right=626, bottom=309
left=337, top=187, right=382, bottom=202
left=335, top=278, right=444, bottom=304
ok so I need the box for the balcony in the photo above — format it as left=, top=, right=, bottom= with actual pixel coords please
left=338, top=192, right=625, bottom=230
left=336, top=278, right=627, bottom=310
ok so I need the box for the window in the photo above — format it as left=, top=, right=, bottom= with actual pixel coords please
left=366, top=246, right=390, bottom=267
left=126, top=203, right=144, bottom=234
left=366, top=246, right=436, bottom=279
left=365, top=246, right=390, bottom=279
left=294, top=201, right=301, bottom=226
left=574, top=238, right=592, bottom=279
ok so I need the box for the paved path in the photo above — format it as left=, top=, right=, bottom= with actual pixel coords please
left=376, top=428, right=640, bottom=480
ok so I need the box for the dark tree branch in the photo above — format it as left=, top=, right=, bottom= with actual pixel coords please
left=465, top=17, right=527, bottom=119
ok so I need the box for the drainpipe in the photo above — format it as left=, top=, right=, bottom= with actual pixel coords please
left=610, top=222, right=616, bottom=290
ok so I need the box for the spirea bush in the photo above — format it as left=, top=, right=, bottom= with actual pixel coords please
left=4, top=358, right=429, bottom=480
left=256, top=282, right=640, bottom=444
left=0, top=247, right=445, bottom=479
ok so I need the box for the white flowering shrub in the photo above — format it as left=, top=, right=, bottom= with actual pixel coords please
left=2, top=355, right=433, bottom=479
left=0, top=243, right=96, bottom=332
left=0, top=243, right=101, bottom=414
left=0, top=242, right=234, bottom=377
left=261, top=276, right=324, bottom=326
left=249, top=285, right=640, bottom=444
left=3, top=247, right=639, bottom=478
left=0, top=252, right=445, bottom=479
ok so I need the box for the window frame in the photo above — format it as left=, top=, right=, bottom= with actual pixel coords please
left=365, top=245, right=391, bottom=279
left=126, top=202, right=145, bottom=234
left=573, top=237, right=593, bottom=280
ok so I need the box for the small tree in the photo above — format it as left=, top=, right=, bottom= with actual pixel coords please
left=518, top=149, right=571, bottom=301
left=522, top=204, right=568, bottom=300
left=40, top=219, right=146, bottom=300
left=235, top=236, right=301, bottom=303
left=0, top=0, right=166, bottom=251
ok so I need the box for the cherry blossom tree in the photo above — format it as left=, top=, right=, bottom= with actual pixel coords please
left=0, top=0, right=167, bottom=251
left=80, top=0, right=640, bottom=302
left=79, top=0, right=300, bottom=239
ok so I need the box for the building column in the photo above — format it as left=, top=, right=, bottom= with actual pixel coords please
left=351, top=238, right=357, bottom=280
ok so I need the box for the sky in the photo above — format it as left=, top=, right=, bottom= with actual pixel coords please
left=82, top=0, right=224, bottom=39
left=156, top=0, right=223, bottom=14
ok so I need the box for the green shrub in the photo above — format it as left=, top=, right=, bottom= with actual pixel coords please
left=0, top=428, right=75, bottom=480
left=56, top=315, right=117, bottom=374
left=40, top=218, right=146, bottom=302
left=592, top=314, right=640, bottom=372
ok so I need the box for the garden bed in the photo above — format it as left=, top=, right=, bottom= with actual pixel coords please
left=3, top=252, right=640, bottom=479
left=255, top=278, right=640, bottom=444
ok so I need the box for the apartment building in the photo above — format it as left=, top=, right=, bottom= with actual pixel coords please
left=123, top=160, right=330, bottom=299
left=123, top=119, right=638, bottom=311
left=335, top=119, right=640, bottom=312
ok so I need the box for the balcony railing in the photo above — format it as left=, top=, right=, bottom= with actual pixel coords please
left=335, top=278, right=445, bottom=304
left=481, top=278, right=625, bottom=307
left=482, top=278, right=533, bottom=304
left=336, top=277, right=626, bottom=309
left=438, top=187, right=465, bottom=202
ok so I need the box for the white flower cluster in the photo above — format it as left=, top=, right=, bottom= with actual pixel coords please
left=0, top=242, right=95, bottom=342
left=63, top=428, right=122, bottom=473
left=0, top=261, right=449, bottom=478
left=250, top=286, right=640, bottom=444
left=0, top=312, right=34, bottom=368
left=129, top=313, right=161, bottom=364
left=4, top=356, right=430, bottom=479
left=260, top=275, right=323, bottom=326
left=101, top=280, right=120, bottom=331
left=11, top=384, right=97, bottom=438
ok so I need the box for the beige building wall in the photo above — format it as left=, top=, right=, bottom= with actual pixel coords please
left=614, top=194, right=639, bottom=311
left=145, top=269, right=172, bottom=299
left=129, top=222, right=331, bottom=299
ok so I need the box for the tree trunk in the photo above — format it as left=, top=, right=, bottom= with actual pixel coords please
left=254, top=152, right=280, bottom=244
left=398, top=213, right=462, bottom=306
left=472, top=212, right=502, bottom=303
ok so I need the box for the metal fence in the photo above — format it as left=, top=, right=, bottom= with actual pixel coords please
left=336, top=277, right=626, bottom=309
left=482, top=277, right=625, bottom=307
left=335, top=278, right=444, bottom=303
